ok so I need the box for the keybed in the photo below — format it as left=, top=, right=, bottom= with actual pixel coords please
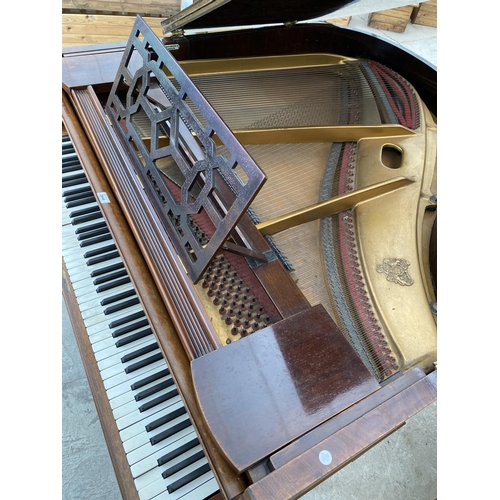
left=62, top=135, right=220, bottom=500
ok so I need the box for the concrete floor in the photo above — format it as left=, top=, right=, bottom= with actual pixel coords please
left=62, top=5, right=437, bottom=500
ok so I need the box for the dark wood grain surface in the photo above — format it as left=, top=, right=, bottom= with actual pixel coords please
left=192, top=304, right=379, bottom=473
left=243, top=371, right=437, bottom=500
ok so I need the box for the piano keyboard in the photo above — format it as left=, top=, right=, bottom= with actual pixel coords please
left=62, top=135, right=220, bottom=500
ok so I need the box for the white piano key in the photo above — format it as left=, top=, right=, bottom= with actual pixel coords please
left=134, top=444, right=209, bottom=495
left=68, top=257, right=125, bottom=286
left=126, top=418, right=192, bottom=467
left=84, top=303, right=144, bottom=332
left=104, top=358, right=167, bottom=391
left=75, top=283, right=135, bottom=310
left=137, top=457, right=208, bottom=500
left=109, top=371, right=172, bottom=411
left=116, top=392, right=183, bottom=433
left=100, top=348, right=162, bottom=381
left=118, top=399, right=180, bottom=443
left=90, top=326, right=153, bottom=354
left=82, top=300, right=142, bottom=325
left=95, top=335, right=155, bottom=365
left=170, top=475, right=219, bottom=500
left=107, top=365, right=169, bottom=402
left=130, top=430, right=198, bottom=479
left=120, top=399, right=187, bottom=452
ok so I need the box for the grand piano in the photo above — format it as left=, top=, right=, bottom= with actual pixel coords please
left=62, top=1, right=437, bottom=498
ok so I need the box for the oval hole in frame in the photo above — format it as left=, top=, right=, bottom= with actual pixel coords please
left=381, top=144, right=403, bottom=169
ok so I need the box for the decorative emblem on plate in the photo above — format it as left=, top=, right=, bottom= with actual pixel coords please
left=376, top=258, right=414, bottom=286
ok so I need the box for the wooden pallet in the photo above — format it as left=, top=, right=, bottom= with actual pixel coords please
left=411, top=0, right=437, bottom=27
left=62, top=0, right=180, bottom=16
left=62, top=0, right=181, bottom=47
left=324, top=17, right=352, bottom=27
left=368, top=5, right=417, bottom=33
left=62, top=13, right=166, bottom=47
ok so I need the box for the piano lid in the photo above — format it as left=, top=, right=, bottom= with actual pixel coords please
left=161, top=0, right=358, bottom=33
left=105, top=16, right=267, bottom=283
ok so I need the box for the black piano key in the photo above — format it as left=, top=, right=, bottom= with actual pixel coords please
left=162, top=450, right=206, bottom=479
left=75, top=220, right=108, bottom=235
left=147, top=405, right=187, bottom=432
left=62, top=158, right=82, bottom=169
left=112, top=317, right=149, bottom=338
left=62, top=178, right=90, bottom=188
left=62, top=175, right=88, bottom=188
left=138, top=388, right=179, bottom=415
left=148, top=407, right=188, bottom=441
left=140, top=388, right=180, bottom=415
left=95, top=276, right=131, bottom=293
left=71, top=212, right=103, bottom=225
left=134, top=377, right=175, bottom=401
left=79, top=233, right=113, bottom=248
left=90, top=261, right=125, bottom=277
left=66, top=196, right=97, bottom=208
left=63, top=172, right=87, bottom=183
left=69, top=205, right=101, bottom=218
left=64, top=189, right=94, bottom=203
left=124, top=352, right=163, bottom=374
left=78, top=227, right=110, bottom=241
left=157, top=437, right=200, bottom=467
left=108, top=310, right=145, bottom=329
left=103, top=296, right=140, bottom=315
left=62, top=164, right=83, bottom=174
left=62, top=185, right=92, bottom=198
left=83, top=244, right=117, bottom=259
left=121, top=342, right=159, bottom=364
left=93, top=268, right=128, bottom=285
left=166, top=463, right=212, bottom=493
left=100, top=289, right=136, bottom=306
left=114, top=327, right=152, bottom=347
left=86, top=250, right=120, bottom=266
left=130, top=367, right=170, bottom=391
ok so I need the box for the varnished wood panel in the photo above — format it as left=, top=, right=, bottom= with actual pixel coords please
left=243, top=371, right=437, bottom=500
left=192, top=304, right=379, bottom=473
left=270, top=367, right=426, bottom=469
left=252, top=259, right=310, bottom=318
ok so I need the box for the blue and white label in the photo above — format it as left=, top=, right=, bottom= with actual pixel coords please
left=97, top=192, right=110, bottom=203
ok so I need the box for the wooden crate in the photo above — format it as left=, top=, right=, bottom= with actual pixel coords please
left=368, top=5, right=417, bottom=33
left=62, top=0, right=182, bottom=47
left=324, top=17, right=352, bottom=27
left=62, top=13, right=165, bottom=47
left=62, top=0, right=181, bottom=17
left=411, top=0, right=437, bottom=27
